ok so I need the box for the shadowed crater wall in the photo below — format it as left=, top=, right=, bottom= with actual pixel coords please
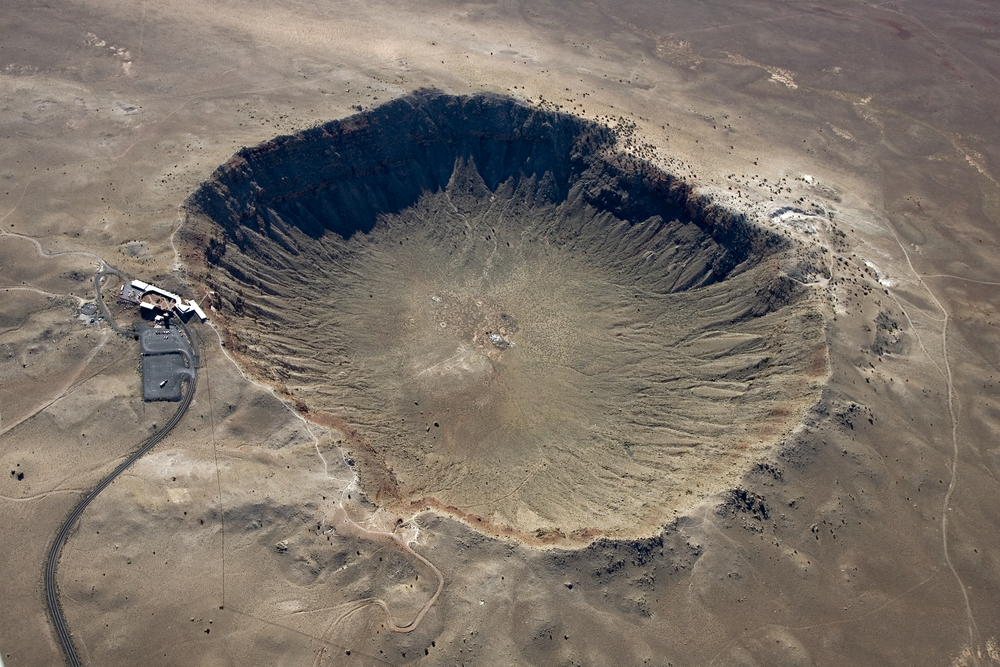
left=180, top=90, right=827, bottom=546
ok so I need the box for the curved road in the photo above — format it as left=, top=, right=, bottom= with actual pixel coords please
left=92, top=269, right=139, bottom=339
left=45, top=268, right=200, bottom=667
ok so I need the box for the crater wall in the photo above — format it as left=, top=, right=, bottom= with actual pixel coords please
left=180, top=91, right=827, bottom=546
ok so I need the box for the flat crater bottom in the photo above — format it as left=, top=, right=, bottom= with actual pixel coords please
left=182, top=92, right=827, bottom=546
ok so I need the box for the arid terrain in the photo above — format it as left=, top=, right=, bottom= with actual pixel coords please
left=2, top=0, right=1000, bottom=665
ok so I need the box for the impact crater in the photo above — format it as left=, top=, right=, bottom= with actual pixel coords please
left=181, top=91, right=827, bottom=546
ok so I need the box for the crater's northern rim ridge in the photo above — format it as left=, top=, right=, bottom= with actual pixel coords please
left=181, top=90, right=827, bottom=546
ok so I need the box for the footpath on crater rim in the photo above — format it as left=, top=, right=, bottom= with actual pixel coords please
left=179, top=90, right=828, bottom=546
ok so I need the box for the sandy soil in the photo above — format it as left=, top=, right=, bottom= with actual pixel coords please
left=2, top=0, right=1000, bottom=665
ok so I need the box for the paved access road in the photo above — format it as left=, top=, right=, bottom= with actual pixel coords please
left=45, top=268, right=200, bottom=667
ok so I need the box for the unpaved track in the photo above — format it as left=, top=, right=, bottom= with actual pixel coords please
left=44, top=270, right=200, bottom=667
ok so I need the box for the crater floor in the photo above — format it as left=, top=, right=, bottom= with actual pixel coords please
left=182, top=91, right=827, bottom=545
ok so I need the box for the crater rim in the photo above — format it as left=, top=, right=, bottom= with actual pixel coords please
left=179, top=90, right=829, bottom=548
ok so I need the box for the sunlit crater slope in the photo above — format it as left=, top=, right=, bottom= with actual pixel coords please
left=181, top=91, right=827, bottom=546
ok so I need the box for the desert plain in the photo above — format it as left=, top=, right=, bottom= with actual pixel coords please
left=2, top=0, right=1000, bottom=665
